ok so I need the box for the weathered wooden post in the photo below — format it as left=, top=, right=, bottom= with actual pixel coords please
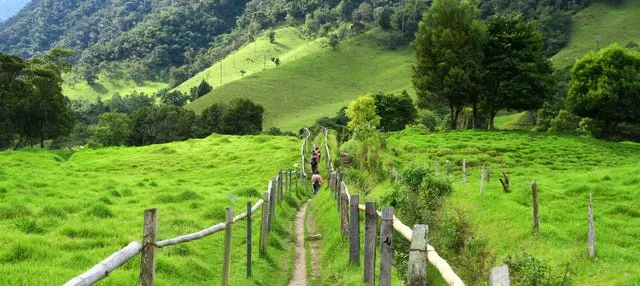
left=340, top=187, right=349, bottom=237
left=295, top=168, right=299, bottom=196
left=247, top=201, right=252, bottom=278
left=480, top=164, right=486, bottom=195
left=532, top=180, right=539, bottom=235
left=462, top=159, right=467, bottom=188
left=588, top=193, right=596, bottom=257
left=349, top=195, right=360, bottom=265
left=487, top=167, right=491, bottom=183
left=434, top=159, right=439, bottom=174
left=221, top=207, right=234, bottom=286
left=278, top=171, right=283, bottom=202
left=260, top=192, right=269, bottom=256
left=364, top=202, right=377, bottom=285
left=408, top=225, right=428, bottom=286
left=446, top=160, right=450, bottom=176
left=140, top=208, right=157, bottom=286
left=490, top=265, right=510, bottom=286
left=288, top=170, right=292, bottom=196
left=380, top=207, right=394, bottom=286
left=268, top=179, right=276, bottom=233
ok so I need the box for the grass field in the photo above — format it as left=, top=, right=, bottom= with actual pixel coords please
left=356, top=129, right=640, bottom=284
left=186, top=33, right=414, bottom=132
left=0, top=134, right=307, bottom=285
left=493, top=112, right=535, bottom=131
left=62, top=75, right=168, bottom=100
left=551, top=0, right=640, bottom=69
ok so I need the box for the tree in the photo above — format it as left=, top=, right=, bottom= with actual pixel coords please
left=269, top=30, right=276, bottom=43
left=0, top=53, right=26, bottom=149
left=90, top=111, right=131, bottom=147
left=346, top=94, right=380, bottom=131
left=567, top=45, right=640, bottom=138
left=481, top=13, right=555, bottom=130
left=190, top=80, right=212, bottom=101
left=374, top=6, right=394, bottom=29
left=373, top=91, right=417, bottom=131
left=160, top=90, right=190, bottom=106
left=191, top=103, right=226, bottom=138
left=221, top=98, right=264, bottom=135
left=413, top=0, right=486, bottom=130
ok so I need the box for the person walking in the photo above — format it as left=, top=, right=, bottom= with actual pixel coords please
left=310, top=153, right=319, bottom=173
left=311, top=169, right=323, bottom=195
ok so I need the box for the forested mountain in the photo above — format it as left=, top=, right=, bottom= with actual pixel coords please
left=0, top=0, right=590, bottom=87
left=0, top=0, right=30, bottom=22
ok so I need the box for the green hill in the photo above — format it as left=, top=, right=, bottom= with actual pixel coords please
left=186, top=33, right=414, bottom=132
left=0, top=135, right=305, bottom=285
left=551, top=0, right=640, bottom=69
left=62, top=77, right=168, bottom=100
left=364, top=129, right=640, bottom=284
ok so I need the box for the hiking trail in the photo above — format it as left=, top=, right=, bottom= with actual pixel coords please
left=288, top=202, right=309, bottom=286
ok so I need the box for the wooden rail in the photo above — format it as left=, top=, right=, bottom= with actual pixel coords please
left=63, top=242, right=142, bottom=286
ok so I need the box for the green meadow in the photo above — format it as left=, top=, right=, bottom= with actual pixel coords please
left=62, top=76, right=168, bottom=100
left=0, top=135, right=307, bottom=285
left=354, top=129, right=640, bottom=284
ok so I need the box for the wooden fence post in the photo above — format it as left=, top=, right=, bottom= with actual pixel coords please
left=462, top=159, right=467, bottom=188
left=487, top=167, right=491, bottom=183
left=247, top=201, right=252, bottom=278
left=221, top=207, right=234, bottom=286
left=588, top=193, right=596, bottom=257
left=380, top=207, right=394, bottom=286
left=295, top=169, right=299, bottom=196
left=349, top=195, right=360, bottom=265
left=288, top=170, right=292, bottom=196
left=434, top=159, right=439, bottom=174
left=260, top=192, right=269, bottom=256
left=532, top=180, right=539, bottom=235
left=278, top=171, right=283, bottom=202
left=446, top=160, right=450, bottom=176
left=140, top=208, right=157, bottom=286
left=490, top=265, right=510, bottom=286
left=480, top=164, right=486, bottom=195
left=364, top=202, right=377, bottom=285
left=408, top=225, right=428, bottom=286
left=268, top=179, right=276, bottom=233
left=340, top=187, right=349, bottom=237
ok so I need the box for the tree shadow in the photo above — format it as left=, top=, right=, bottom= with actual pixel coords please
left=90, top=83, right=108, bottom=94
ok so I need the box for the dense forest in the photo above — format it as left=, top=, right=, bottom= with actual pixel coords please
left=0, top=0, right=591, bottom=87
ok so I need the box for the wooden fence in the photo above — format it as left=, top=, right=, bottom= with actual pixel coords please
left=64, top=134, right=311, bottom=285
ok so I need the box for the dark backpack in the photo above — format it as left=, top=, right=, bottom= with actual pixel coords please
left=311, top=156, right=318, bottom=167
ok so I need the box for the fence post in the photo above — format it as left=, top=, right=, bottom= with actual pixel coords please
left=490, top=265, right=510, bottom=286
left=532, top=180, right=539, bottom=235
left=588, top=193, right=596, bottom=257
left=462, top=159, right=467, bottom=188
left=487, top=167, right=491, bottom=183
left=480, top=164, right=486, bottom=195
left=139, top=208, right=157, bottom=286
left=295, top=169, right=299, bottom=196
left=380, top=207, right=394, bottom=286
left=434, top=159, right=439, bottom=174
left=268, top=179, right=276, bottom=233
left=221, top=207, right=234, bottom=286
left=364, top=202, right=377, bottom=285
left=260, top=192, right=269, bottom=256
left=278, top=171, right=283, bottom=202
left=408, top=225, right=428, bottom=286
left=349, top=195, right=360, bottom=265
left=247, top=201, right=252, bottom=278
left=340, top=187, right=349, bottom=237
left=446, top=160, right=450, bottom=176
left=288, top=170, right=292, bottom=196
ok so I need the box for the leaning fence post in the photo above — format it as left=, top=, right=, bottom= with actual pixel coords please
left=532, top=180, right=539, bottom=235
left=588, top=193, right=596, bottom=257
left=349, top=195, right=360, bottom=265
left=221, top=207, right=234, bottom=286
left=140, top=208, right=157, bottom=286
left=364, top=202, right=377, bottom=285
left=247, top=201, right=252, bottom=278
left=268, top=179, right=276, bottom=233
left=490, top=265, right=510, bottom=286
left=380, top=208, right=394, bottom=286
left=462, top=159, right=467, bottom=188
left=408, top=225, right=428, bottom=286
left=480, top=164, right=486, bottom=195
left=446, top=160, right=450, bottom=176
left=260, top=192, right=269, bottom=256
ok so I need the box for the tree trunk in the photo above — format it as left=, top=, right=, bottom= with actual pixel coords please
left=449, top=106, right=456, bottom=130
left=472, top=101, right=478, bottom=129
left=488, top=107, right=497, bottom=130
left=453, top=106, right=463, bottom=130
left=14, top=135, right=24, bottom=150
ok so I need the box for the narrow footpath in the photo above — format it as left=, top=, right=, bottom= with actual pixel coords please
left=288, top=202, right=308, bottom=286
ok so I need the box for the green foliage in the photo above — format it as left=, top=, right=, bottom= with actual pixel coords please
left=128, top=105, right=196, bottom=146
left=373, top=90, right=417, bottom=131
left=346, top=94, right=380, bottom=131
left=567, top=44, right=640, bottom=139
left=220, top=98, right=264, bottom=135
left=341, top=168, right=376, bottom=196
left=191, top=103, right=226, bottom=138
left=328, top=33, right=340, bottom=51
left=342, top=124, right=387, bottom=176
left=268, top=30, right=276, bottom=43
left=418, top=109, right=440, bottom=131
left=549, top=110, right=581, bottom=134
left=89, top=111, right=131, bottom=147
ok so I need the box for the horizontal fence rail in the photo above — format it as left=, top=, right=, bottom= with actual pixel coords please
left=63, top=242, right=142, bottom=286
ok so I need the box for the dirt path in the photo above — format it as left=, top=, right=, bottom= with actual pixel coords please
left=288, top=202, right=308, bottom=286
left=305, top=203, right=322, bottom=279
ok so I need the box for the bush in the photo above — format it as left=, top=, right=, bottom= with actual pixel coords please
left=418, top=109, right=439, bottom=131
left=549, top=110, right=581, bottom=134
left=341, top=168, right=376, bottom=196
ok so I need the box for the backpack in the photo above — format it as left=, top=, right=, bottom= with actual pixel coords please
left=311, top=155, right=318, bottom=167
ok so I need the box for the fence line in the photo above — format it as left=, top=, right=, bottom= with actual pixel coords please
left=65, top=132, right=312, bottom=285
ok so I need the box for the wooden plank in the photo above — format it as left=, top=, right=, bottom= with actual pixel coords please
left=490, top=265, right=510, bottom=286
left=532, top=180, right=539, bottom=235
left=247, top=201, right=252, bottom=278
left=349, top=195, right=360, bottom=265
left=364, top=202, right=377, bottom=285
left=139, top=208, right=158, bottom=286
left=221, top=207, right=234, bottom=286
left=380, top=207, right=394, bottom=286
left=408, top=225, right=428, bottom=286
left=588, top=193, right=596, bottom=257
left=63, top=242, right=142, bottom=286
left=260, top=192, right=269, bottom=256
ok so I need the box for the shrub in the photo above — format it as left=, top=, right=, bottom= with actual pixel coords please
left=549, top=110, right=581, bottom=134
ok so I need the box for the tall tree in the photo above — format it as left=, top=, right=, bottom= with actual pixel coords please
left=373, top=91, right=417, bottom=131
left=567, top=44, right=640, bottom=138
left=481, top=13, right=555, bottom=130
left=221, top=98, right=264, bottom=135
left=413, top=0, right=486, bottom=130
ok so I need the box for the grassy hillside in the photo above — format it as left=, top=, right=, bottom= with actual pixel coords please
left=186, top=34, right=414, bottom=131
left=62, top=76, right=168, bottom=100
left=551, top=0, right=640, bottom=69
left=493, top=112, right=535, bottom=130
left=0, top=135, right=306, bottom=285
left=365, top=129, right=640, bottom=284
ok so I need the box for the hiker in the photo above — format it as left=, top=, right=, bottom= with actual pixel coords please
left=311, top=169, right=323, bottom=195
left=310, top=153, right=319, bottom=173
left=315, top=146, right=321, bottom=160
